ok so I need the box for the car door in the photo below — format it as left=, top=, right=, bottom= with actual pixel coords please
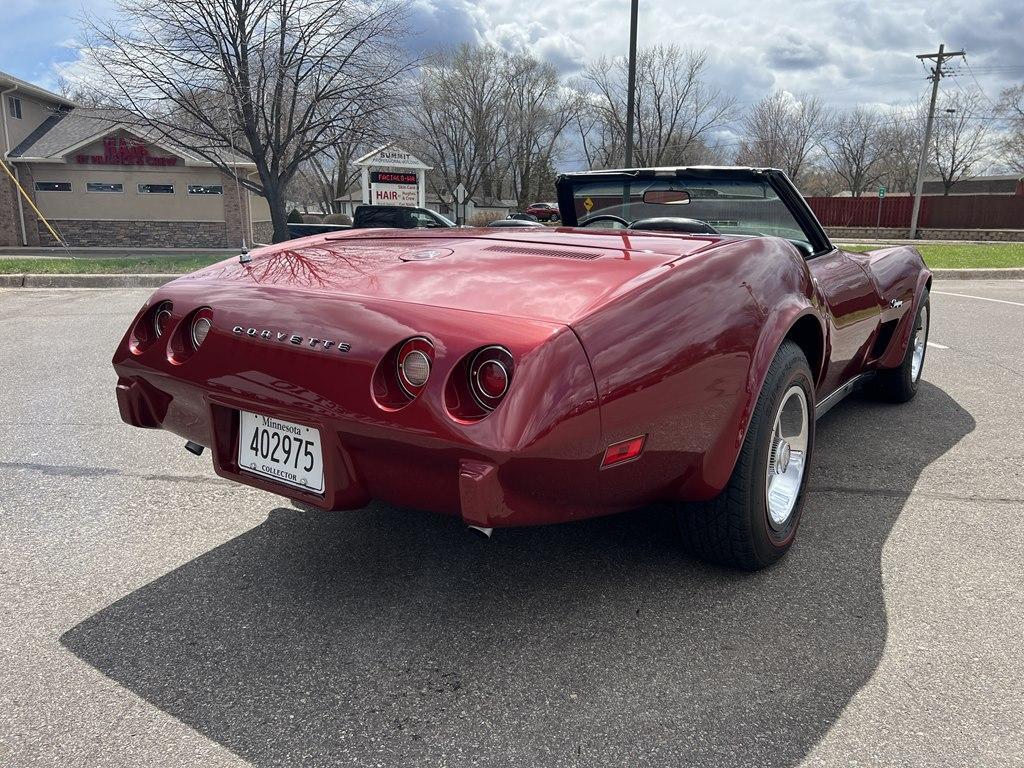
left=808, top=247, right=883, bottom=397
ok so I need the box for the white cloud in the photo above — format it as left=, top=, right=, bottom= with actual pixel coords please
left=4, top=0, right=1020, bottom=117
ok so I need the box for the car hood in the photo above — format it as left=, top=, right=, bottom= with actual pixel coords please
left=178, top=227, right=728, bottom=324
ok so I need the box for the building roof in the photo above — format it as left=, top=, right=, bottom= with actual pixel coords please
left=0, top=70, right=76, bottom=108
left=922, top=174, right=1024, bottom=195
left=7, top=106, right=252, bottom=166
left=353, top=142, right=432, bottom=170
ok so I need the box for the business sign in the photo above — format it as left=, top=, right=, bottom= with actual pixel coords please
left=372, top=148, right=422, bottom=168
left=75, top=136, right=179, bottom=167
left=372, top=182, right=418, bottom=206
left=371, top=171, right=417, bottom=185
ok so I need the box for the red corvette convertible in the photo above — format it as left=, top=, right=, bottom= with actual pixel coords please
left=113, top=167, right=931, bottom=569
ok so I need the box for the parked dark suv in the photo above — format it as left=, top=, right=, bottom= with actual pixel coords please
left=285, top=205, right=456, bottom=241
left=354, top=205, right=456, bottom=229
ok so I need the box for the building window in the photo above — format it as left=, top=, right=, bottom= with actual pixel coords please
left=7, top=96, right=21, bottom=120
left=87, top=182, right=124, bottom=193
left=188, top=184, right=223, bottom=195
left=138, top=183, right=174, bottom=194
left=34, top=181, right=72, bottom=192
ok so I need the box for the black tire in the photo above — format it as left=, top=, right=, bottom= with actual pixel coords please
left=678, top=341, right=815, bottom=570
left=869, top=292, right=929, bottom=403
left=550, top=213, right=560, bottom=223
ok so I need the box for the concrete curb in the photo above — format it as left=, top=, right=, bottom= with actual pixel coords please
left=930, top=268, right=1024, bottom=280
left=1, top=274, right=176, bottom=289
left=1, top=269, right=1023, bottom=289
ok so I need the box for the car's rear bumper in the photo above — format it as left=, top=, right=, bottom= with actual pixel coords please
left=115, top=373, right=616, bottom=527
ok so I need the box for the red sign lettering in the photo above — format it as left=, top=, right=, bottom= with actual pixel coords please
left=74, top=136, right=178, bottom=166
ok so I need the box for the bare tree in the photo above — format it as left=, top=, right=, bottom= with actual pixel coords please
left=299, top=108, right=393, bottom=214
left=572, top=90, right=622, bottom=169
left=55, top=74, right=112, bottom=108
left=875, top=105, right=925, bottom=193
left=501, top=54, right=582, bottom=208
left=735, top=91, right=828, bottom=184
left=579, top=46, right=737, bottom=168
left=77, top=0, right=411, bottom=242
left=931, top=90, right=991, bottom=194
left=798, top=165, right=845, bottom=197
left=410, top=45, right=511, bottom=211
left=820, top=107, right=887, bottom=196
left=995, top=84, right=1024, bottom=173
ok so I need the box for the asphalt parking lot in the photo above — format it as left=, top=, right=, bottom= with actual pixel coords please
left=1, top=282, right=1022, bottom=767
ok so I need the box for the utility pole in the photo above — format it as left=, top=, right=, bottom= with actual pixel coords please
left=623, top=0, right=639, bottom=168
left=909, top=43, right=964, bottom=239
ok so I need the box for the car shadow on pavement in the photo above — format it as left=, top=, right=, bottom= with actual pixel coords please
left=61, top=381, right=974, bottom=768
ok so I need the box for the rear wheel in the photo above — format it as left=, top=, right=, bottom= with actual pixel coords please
left=869, top=292, right=929, bottom=403
left=678, top=341, right=815, bottom=570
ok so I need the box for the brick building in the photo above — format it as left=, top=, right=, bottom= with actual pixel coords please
left=1, top=71, right=271, bottom=248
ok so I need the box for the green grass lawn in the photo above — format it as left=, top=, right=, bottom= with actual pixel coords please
left=1, top=242, right=1021, bottom=273
left=0, top=255, right=226, bottom=274
left=840, top=242, right=1024, bottom=269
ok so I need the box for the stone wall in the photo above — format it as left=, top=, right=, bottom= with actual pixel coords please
left=14, top=164, right=41, bottom=246
left=37, top=219, right=231, bottom=248
left=222, top=173, right=250, bottom=249
left=252, top=221, right=274, bottom=244
left=0, top=174, right=20, bottom=247
left=828, top=226, right=1024, bottom=242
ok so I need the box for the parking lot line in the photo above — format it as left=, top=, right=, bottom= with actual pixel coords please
left=927, top=341, right=948, bottom=349
left=932, top=290, right=1024, bottom=308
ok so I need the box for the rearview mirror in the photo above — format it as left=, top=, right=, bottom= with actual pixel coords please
left=643, top=188, right=691, bottom=205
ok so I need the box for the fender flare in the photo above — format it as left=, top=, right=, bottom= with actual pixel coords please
left=702, top=300, right=824, bottom=494
left=877, top=268, right=933, bottom=369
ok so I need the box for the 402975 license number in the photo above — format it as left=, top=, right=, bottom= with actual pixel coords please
left=238, top=411, right=325, bottom=493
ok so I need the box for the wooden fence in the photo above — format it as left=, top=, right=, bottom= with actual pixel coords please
left=806, top=194, right=1024, bottom=230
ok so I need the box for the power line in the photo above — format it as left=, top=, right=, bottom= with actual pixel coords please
left=962, top=55, right=1001, bottom=110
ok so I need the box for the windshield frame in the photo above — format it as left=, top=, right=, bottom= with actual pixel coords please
left=555, top=167, right=833, bottom=257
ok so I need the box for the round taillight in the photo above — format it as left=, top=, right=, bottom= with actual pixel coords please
left=191, top=309, right=213, bottom=349
left=477, top=360, right=509, bottom=398
left=153, top=301, right=173, bottom=337
left=396, top=337, right=434, bottom=397
left=469, top=346, right=514, bottom=410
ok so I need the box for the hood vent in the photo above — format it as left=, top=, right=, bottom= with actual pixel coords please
left=483, top=244, right=601, bottom=261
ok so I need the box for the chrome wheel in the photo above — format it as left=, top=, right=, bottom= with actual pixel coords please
left=911, top=304, right=928, bottom=382
left=765, top=385, right=809, bottom=529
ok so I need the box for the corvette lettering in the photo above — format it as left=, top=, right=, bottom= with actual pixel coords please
left=232, top=325, right=351, bottom=353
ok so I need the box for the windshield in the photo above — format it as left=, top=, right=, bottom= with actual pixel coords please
left=569, top=175, right=810, bottom=245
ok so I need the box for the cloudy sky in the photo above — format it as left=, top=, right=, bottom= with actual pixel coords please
left=4, top=0, right=1021, bottom=121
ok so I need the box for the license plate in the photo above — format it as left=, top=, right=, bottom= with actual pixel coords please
left=238, top=411, right=325, bottom=493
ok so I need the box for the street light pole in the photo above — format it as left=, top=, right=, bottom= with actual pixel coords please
left=623, top=0, right=639, bottom=168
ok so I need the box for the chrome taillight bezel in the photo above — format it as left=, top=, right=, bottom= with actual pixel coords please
left=190, top=307, right=213, bottom=349
left=467, top=345, right=514, bottom=412
left=395, top=337, right=435, bottom=398
left=153, top=301, right=173, bottom=338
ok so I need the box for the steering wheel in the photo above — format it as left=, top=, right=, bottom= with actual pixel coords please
left=578, top=213, right=630, bottom=229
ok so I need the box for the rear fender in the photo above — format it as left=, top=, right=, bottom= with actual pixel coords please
left=572, top=236, right=819, bottom=502
left=709, top=301, right=822, bottom=492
